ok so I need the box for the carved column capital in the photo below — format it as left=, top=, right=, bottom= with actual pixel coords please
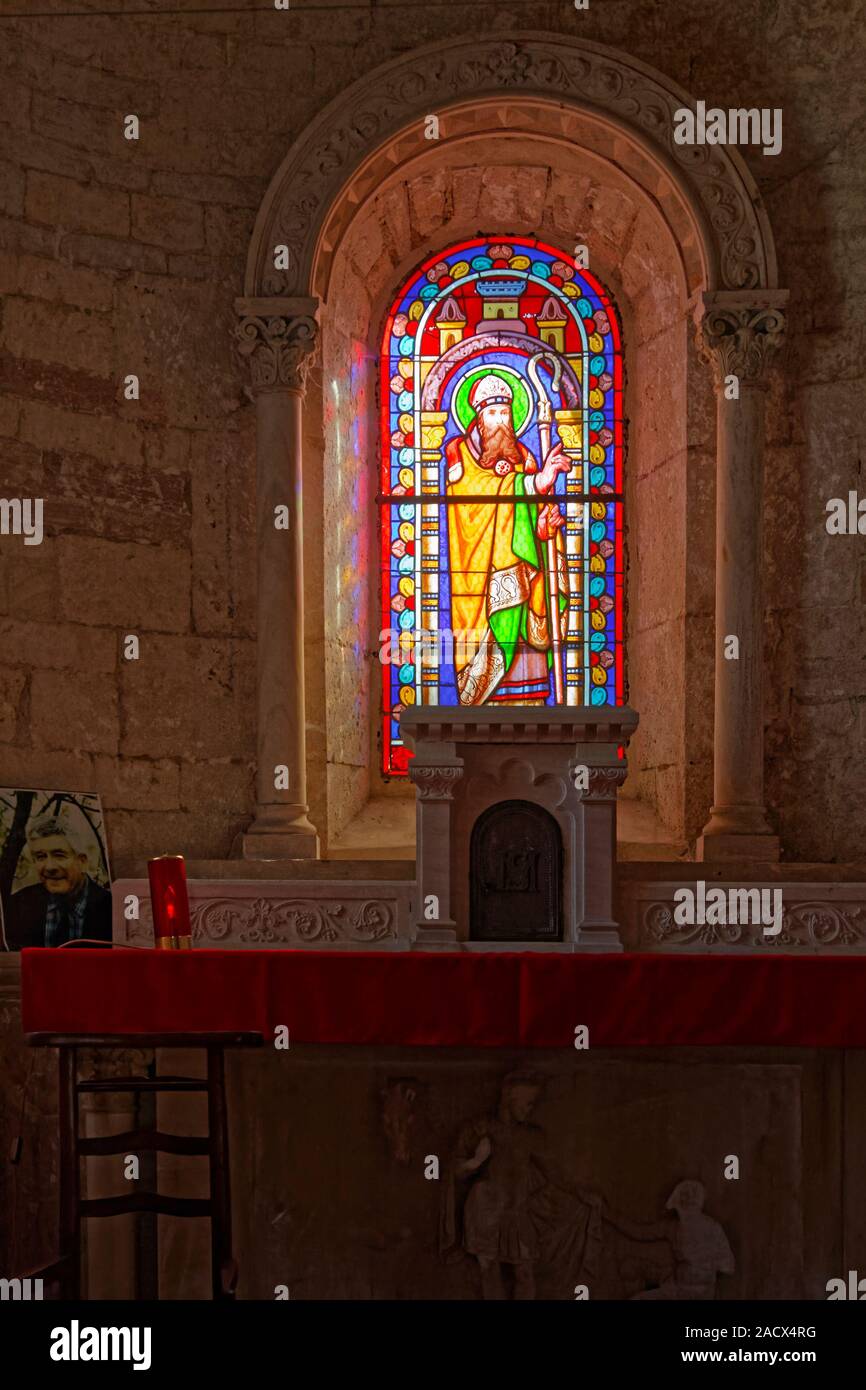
left=583, top=766, right=628, bottom=801
left=234, top=296, right=319, bottom=394
left=694, top=291, right=789, bottom=388
left=408, top=763, right=464, bottom=801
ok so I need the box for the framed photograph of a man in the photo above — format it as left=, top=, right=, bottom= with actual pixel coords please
left=0, top=789, right=113, bottom=950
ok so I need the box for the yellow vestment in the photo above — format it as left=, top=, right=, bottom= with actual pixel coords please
left=446, top=438, right=567, bottom=705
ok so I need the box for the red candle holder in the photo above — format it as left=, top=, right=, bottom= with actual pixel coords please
left=147, top=854, right=192, bottom=950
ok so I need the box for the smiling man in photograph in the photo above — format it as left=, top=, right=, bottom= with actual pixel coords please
left=1, top=815, right=112, bottom=950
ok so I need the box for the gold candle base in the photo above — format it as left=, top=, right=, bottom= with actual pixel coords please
left=156, top=935, right=192, bottom=950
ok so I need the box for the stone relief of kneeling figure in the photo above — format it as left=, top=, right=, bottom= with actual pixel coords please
left=605, top=1179, right=735, bottom=1300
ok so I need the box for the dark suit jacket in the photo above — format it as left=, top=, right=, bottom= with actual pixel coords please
left=1, top=877, right=113, bottom=950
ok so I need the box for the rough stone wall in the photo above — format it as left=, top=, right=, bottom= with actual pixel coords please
left=763, top=101, right=866, bottom=862
left=0, top=1, right=863, bottom=864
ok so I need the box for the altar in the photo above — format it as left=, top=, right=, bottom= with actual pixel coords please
left=8, top=947, right=866, bottom=1302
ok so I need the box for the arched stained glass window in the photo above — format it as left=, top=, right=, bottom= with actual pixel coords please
left=379, top=236, right=624, bottom=776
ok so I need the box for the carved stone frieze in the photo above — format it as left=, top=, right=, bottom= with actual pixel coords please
left=234, top=313, right=318, bottom=393
left=117, top=884, right=405, bottom=947
left=638, top=896, right=866, bottom=950
left=248, top=36, right=775, bottom=297
left=194, top=896, right=396, bottom=945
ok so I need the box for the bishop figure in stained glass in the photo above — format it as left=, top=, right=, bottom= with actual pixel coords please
left=380, top=238, right=624, bottom=777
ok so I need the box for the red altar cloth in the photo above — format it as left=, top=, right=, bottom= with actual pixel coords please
left=19, top=948, right=866, bottom=1048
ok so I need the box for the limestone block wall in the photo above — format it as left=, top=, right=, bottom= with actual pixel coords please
left=0, top=2, right=863, bottom=863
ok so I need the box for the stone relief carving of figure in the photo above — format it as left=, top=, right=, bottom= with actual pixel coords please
left=381, top=1077, right=420, bottom=1165
left=607, top=1178, right=735, bottom=1300
left=440, top=1071, right=604, bottom=1300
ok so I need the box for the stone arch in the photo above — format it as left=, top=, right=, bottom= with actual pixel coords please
left=235, top=34, right=787, bottom=867
left=244, top=34, right=779, bottom=301
left=315, top=145, right=688, bottom=851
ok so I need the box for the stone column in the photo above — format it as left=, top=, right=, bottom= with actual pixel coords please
left=695, top=292, right=788, bottom=862
left=235, top=300, right=320, bottom=859
left=579, top=765, right=627, bottom=949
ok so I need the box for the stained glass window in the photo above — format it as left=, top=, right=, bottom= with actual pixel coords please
left=379, top=236, right=624, bottom=776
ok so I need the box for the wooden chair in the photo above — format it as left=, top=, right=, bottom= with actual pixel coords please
left=24, top=1031, right=262, bottom=1300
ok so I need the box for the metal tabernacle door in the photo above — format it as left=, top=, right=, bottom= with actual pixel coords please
left=469, top=799, right=563, bottom=941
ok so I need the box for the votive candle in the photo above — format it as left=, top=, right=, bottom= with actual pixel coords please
left=147, top=854, right=192, bottom=950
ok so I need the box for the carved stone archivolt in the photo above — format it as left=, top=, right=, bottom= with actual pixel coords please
left=234, top=312, right=319, bottom=393
left=695, top=297, right=788, bottom=386
left=639, top=898, right=866, bottom=950
left=246, top=35, right=778, bottom=298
